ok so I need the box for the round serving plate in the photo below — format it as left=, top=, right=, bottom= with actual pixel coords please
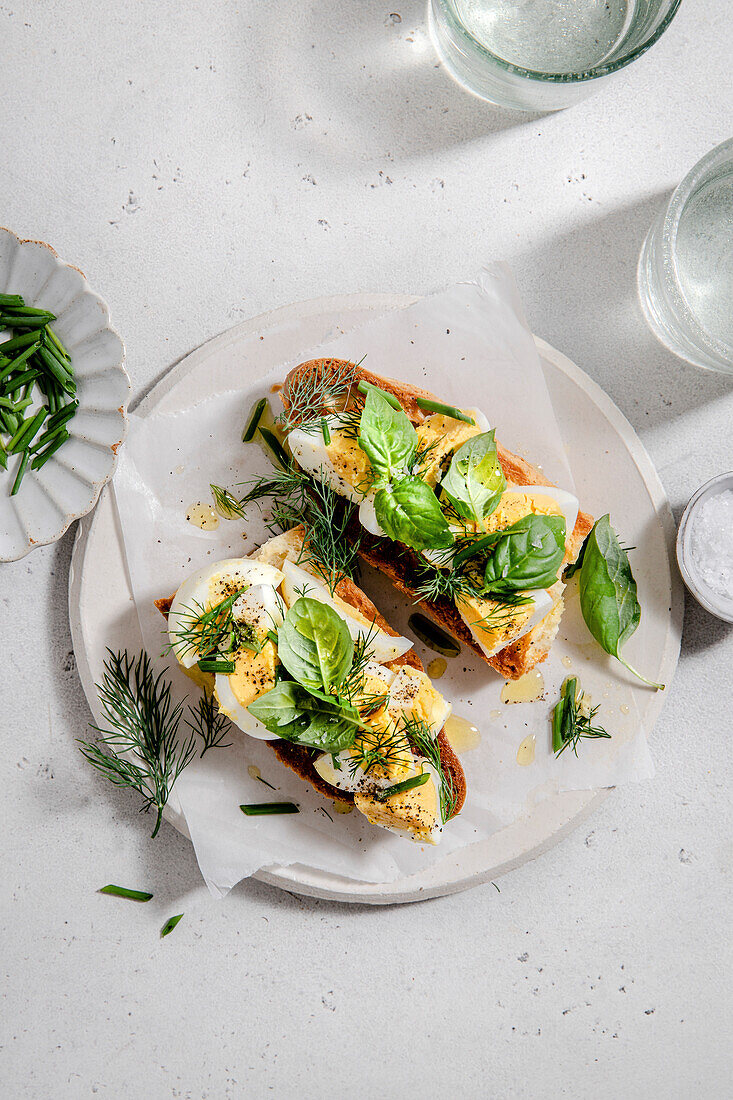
left=69, top=293, right=683, bottom=904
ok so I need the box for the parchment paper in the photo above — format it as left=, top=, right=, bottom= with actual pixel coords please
left=112, top=266, right=653, bottom=896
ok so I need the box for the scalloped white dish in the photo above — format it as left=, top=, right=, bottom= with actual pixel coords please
left=0, top=228, right=129, bottom=561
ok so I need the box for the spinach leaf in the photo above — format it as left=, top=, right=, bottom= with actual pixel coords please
left=563, top=532, right=588, bottom=580
left=482, top=513, right=566, bottom=593
left=578, top=515, right=663, bottom=689
left=276, top=597, right=353, bottom=695
left=247, top=680, right=357, bottom=752
left=375, top=476, right=454, bottom=552
left=357, top=387, right=417, bottom=485
left=440, top=430, right=506, bottom=524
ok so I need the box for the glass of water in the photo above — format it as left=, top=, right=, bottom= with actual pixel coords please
left=638, top=139, right=733, bottom=374
left=429, top=0, right=683, bottom=111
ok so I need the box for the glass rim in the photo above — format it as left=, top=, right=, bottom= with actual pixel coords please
left=661, top=137, right=733, bottom=360
left=434, top=0, right=684, bottom=84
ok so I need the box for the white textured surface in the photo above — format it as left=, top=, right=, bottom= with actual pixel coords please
left=1, top=2, right=731, bottom=1097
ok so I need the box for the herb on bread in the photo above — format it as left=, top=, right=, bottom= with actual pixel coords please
left=277, top=358, right=359, bottom=433
left=375, top=475, right=453, bottom=552
left=482, top=514, right=566, bottom=594
left=439, top=430, right=506, bottom=525
left=578, top=515, right=664, bottom=689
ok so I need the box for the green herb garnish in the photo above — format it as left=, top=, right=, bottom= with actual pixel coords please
left=277, top=359, right=359, bottom=433
left=160, top=913, right=184, bottom=937
left=210, top=482, right=246, bottom=519
left=374, top=476, right=453, bottom=552
left=240, top=802, right=300, bottom=815
left=99, top=884, right=153, bottom=902
left=197, top=658, right=235, bottom=673
left=77, top=650, right=197, bottom=838
left=242, top=397, right=268, bottom=442
left=357, top=386, right=417, bottom=485
left=356, top=380, right=402, bottom=410
left=578, top=515, right=663, bottom=689
left=416, top=398, right=475, bottom=424
left=258, top=425, right=290, bottom=470
left=439, top=430, right=505, bottom=525
left=186, top=692, right=233, bottom=756
left=481, top=514, right=566, bottom=595
left=373, top=771, right=430, bottom=801
left=320, top=417, right=331, bottom=445
left=552, top=677, right=611, bottom=756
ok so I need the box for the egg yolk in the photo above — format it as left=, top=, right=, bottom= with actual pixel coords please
left=227, top=639, right=278, bottom=709
left=415, top=414, right=482, bottom=488
left=481, top=490, right=563, bottom=534
left=326, top=429, right=374, bottom=494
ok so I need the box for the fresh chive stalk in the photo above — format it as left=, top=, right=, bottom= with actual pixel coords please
left=320, top=417, right=331, bottom=445
left=242, top=397, right=268, bottom=442
left=45, top=326, right=70, bottom=359
left=0, top=293, right=25, bottom=308
left=31, top=430, right=69, bottom=470
left=357, top=380, right=402, bottom=410
left=0, top=330, right=44, bottom=354
left=258, top=426, right=290, bottom=470
left=10, top=451, right=30, bottom=495
left=160, top=913, right=184, bottom=937
left=99, top=884, right=153, bottom=902
left=197, top=658, right=235, bottom=674
left=374, top=772, right=431, bottom=802
left=266, top=629, right=278, bottom=646
left=9, top=407, right=47, bottom=454
left=240, top=802, right=300, bottom=815
left=415, top=398, right=475, bottom=424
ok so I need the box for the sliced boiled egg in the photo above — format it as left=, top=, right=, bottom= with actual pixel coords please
left=457, top=586, right=554, bottom=659
left=499, top=484, right=579, bottom=547
left=287, top=420, right=372, bottom=504
left=386, top=666, right=452, bottom=737
left=168, top=558, right=284, bottom=668
left=213, top=639, right=279, bottom=741
left=279, top=559, right=413, bottom=663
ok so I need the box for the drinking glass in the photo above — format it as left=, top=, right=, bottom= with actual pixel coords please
left=429, top=0, right=683, bottom=111
left=638, top=139, right=733, bottom=374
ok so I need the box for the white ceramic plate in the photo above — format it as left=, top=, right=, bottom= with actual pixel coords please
left=69, top=293, right=683, bottom=904
left=0, top=228, right=130, bottom=560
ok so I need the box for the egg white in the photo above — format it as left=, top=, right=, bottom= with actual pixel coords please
left=287, top=420, right=366, bottom=504
left=213, top=673, right=275, bottom=741
left=168, top=558, right=284, bottom=668
left=459, top=586, right=554, bottom=660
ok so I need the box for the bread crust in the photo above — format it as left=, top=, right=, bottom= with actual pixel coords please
left=281, top=358, right=594, bottom=679
left=155, top=537, right=466, bottom=820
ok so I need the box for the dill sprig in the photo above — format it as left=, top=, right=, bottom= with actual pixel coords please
left=236, top=467, right=362, bottom=594
left=276, top=359, right=360, bottom=432
left=347, top=725, right=410, bottom=779
left=210, top=482, right=245, bottom=519
left=399, top=713, right=458, bottom=823
left=412, top=562, right=482, bottom=605
left=78, top=650, right=197, bottom=838
left=167, top=588, right=261, bottom=662
left=186, top=692, right=233, bottom=756
left=552, top=677, right=611, bottom=757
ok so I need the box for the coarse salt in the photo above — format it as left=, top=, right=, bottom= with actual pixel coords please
left=689, top=490, right=733, bottom=600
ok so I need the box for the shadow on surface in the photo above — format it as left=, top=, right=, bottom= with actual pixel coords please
left=245, top=0, right=542, bottom=165
left=516, top=192, right=733, bottom=434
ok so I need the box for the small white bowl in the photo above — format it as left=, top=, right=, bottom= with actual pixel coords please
left=676, top=472, right=733, bottom=623
left=0, top=228, right=130, bottom=561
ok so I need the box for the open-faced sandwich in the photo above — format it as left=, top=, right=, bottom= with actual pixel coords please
left=259, top=358, right=593, bottom=680
left=156, top=527, right=465, bottom=845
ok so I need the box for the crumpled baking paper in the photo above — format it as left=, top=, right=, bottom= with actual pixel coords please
left=112, top=266, right=653, bottom=896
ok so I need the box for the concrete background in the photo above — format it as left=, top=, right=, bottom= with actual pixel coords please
left=1, top=2, right=731, bottom=1096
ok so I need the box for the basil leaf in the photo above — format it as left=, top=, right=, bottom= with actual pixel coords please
left=277, top=597, right=353, bottom=694
left=440, top=430, right=506, bottom=524
left=375, top=476, right=453, bottom=552
left=247, top=681, right=357, bottom=752
left=483, top=514, right=566, bottom=593
left=357, top=387, right=417, bottom=484
left=578, top=515, right=664, bottom=689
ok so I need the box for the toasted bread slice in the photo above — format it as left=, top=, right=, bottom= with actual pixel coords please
left=155, top=528, right=466, bottom=819
left=281, top=358, right=593, bottom=680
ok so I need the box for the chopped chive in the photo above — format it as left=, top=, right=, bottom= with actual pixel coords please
left=160, top=913, right=184, bottom=937
left=197, top=658, right=235, bottom=673
left=266, top=629, right=278, bottom=645
left=35, top=402, right=77, bottom=443
left=0, top=315, right=50, bottom=330
left=415, top=398, right=475, bottom=424
left=12, top=397, right=33, bottom=414
left=357, top=380, right=402, bottom=409
left=240, top=802, right=300, bottom=815
left=320, top=417, right=331, bottom=445
left=30, top=420, right=69, bottom=455
left=255, top=774, right=277, bottom=791
left=45, top=326, right=70, bottom=360
left=99, top=884, right=154, bottom=902
left=31, top=430, right=69, bottom=470
left=242, top=397, right=267, bottom=442
left=2, top=305, right=56, bottom=320
left=10, top=451, right=30, bottom=496
left=0, top=330, right=45, bottom=354
left=0, top=397, right=15, bottom=410
left=0, top=293, right=25, bottom=308
left=9, top=407, right=47, bottom=454
left=2, top=341, right=42, bottom=376
left=0, top=440, right=6, bottom=470
left=374, top=772, right=431, bottom=802
left=258, top=426, right=289, bottom=470
left=35, top=346, right=75, bottom=393
left=7, top=369, right=41, bottom=395
left=42, top=337, right=74, bottom=375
